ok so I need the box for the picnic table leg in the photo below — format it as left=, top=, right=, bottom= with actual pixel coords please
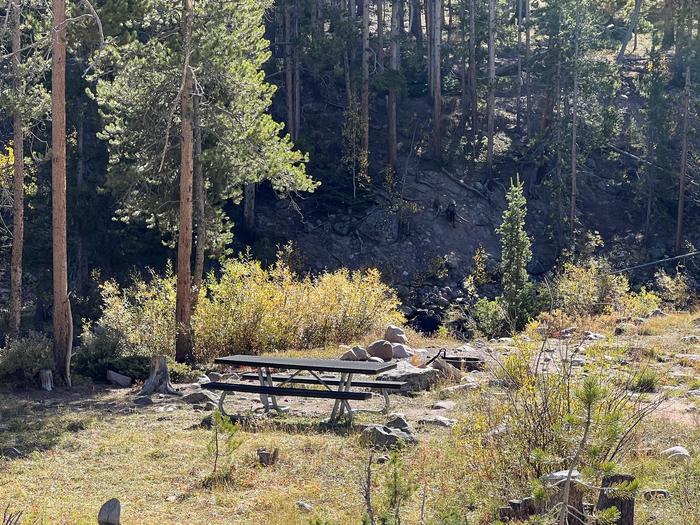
left=330, top=373, right=355, bottom=422
left=257, top=368, right=270, bottom=413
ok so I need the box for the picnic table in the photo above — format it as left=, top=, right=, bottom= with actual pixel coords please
left=203, top=355, right=403, bottom=423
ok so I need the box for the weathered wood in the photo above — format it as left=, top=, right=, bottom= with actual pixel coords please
left=39, top=369, right=53, bottom=392
left=597, top=474, right=635, bottom=525
left=203, top=382, right=372, bottom=400
left=139, top=355, right=177, bottom=396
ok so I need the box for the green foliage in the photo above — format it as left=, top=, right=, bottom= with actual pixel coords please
left=472, top=297, right=508, bottom=339
left=72, top=328, right=152, bottom=382
left=379, top=452, right=418, bottom=525
left=93, top=0, right=316, bottom=255
left=194, top=254, right=402, bottom=359
left=203, top=410, right=242, bottom=488
left=631, top=369, right=659, bottom=393
left=496, top=179, right=534, bottom=330
left=655, top=269, right=693, bottom=308
left=0, top=332, right=52, bottom=382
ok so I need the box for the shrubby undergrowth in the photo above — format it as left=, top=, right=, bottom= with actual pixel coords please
left=81, top=254, right=401, bottom=363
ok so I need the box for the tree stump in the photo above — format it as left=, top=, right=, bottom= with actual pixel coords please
left=257, top=448, right=279, bottom=467
left=97, top=498, right=121, bottom=525
left=548, top=480, right=586, bottom=524
left=39, top=369, right=53, bottom=392
left=139, top=356, right=178, bottom=396
left=597, top=473, right=635, bottom=525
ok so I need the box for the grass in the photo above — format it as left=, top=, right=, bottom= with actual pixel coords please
left=2, top=312, right=700, bottom=524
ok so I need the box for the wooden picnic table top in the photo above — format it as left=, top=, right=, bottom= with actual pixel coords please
left=214, top=355, right=397, bottom=375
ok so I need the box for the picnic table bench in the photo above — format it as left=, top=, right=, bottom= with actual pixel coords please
left=203, top=355, right=404, bottom=422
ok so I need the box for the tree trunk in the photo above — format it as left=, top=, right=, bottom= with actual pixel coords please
left=243, top=183, right=256, bottom=233
left=662, top=0, right=675, bottom=48
left=75, top=109, right=89, bottom=296
left=388, top=0, right=401, bottom=170
left=431, top=0, right=442, bottom=159
left=524, top=0, right=531, bottom=137
left=597, top=474, right=635, bottom=525
left=284, top=6, right=296, bottom=140
left=52, top=0, right=73, bottom=387
left=140, top=355, right=178, bottom=396
left=360, top=0, right=370, bottom=179
left=515, top=0, right=523, bottom=132
left=9, top=0, right=24, bottom=340
left=486, top=0, right=495, bottom=172
left=554, top=18, right=563, bottom=250
left=193, top=95, right=206, bottom=305
left=293, top=4, right=301, bottom=138
left=675, top=66, right=690, bottom=254
left=376, top=0, right=385, bottom=66
left=570, top=10, right=580, bottom=247
left=176, top=0, right=194, bottom=364
left=469, top=0, right=477, bottom=143
left=617, top=0, right=643, bottom=62
left=410, top=0, right=423, bottom=52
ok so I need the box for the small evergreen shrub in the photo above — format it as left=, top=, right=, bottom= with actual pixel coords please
left=632, top=369, right=659, bottom=393
left=0, top=332, right=53, bottom=382
left=472, top=297, right=508, bottom=338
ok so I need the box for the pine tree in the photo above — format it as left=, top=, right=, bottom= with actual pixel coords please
left=497, top=178, right=533, bottom=329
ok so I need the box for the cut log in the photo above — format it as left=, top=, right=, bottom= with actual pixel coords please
left=257, top=448, right=279, bottom=467
left=39, top=369, right=54, bottom=392
left=139, top=355, right=178, bottom=396
left=597, top=473, right=635, bottom=525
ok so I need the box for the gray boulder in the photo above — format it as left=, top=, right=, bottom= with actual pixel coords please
left=432, top=400, right=456, bottom=410
left=418, top=415, right=456, bottom=428
left=430, top=358, right=462, bottom=382
left=207, top=372, right=223, bottom=382
left=385, top=413, right=413, bottom=433
left=661, top=445, right=691, bottom=461
left=384, top=325, right=409, bottom=345
left=98, top=498, right=121, bottom=525
left=340, top=346, right=369, bottom=361
left=391, top=343, right=414, bottom=359
left=681, top=335, right=700, bottom=344
left=360, top=424, right=417, bottom=449
left=367, top=340, right=394, bottom=362
left=106, top=370, right=132, bottom=388
left=181, top=389, right=220, bottom=405
left=378, top=361, right=441, bottom=392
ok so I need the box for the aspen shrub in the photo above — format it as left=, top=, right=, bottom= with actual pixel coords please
left=86, top=257, right=402, bottom=362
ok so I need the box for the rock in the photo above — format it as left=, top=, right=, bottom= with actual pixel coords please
left=418, top=415, right=456, bottom=428
left=133, top=396, right=153, bottom=406
left=384, top=325, right=409, bottom=345
left=106, top=370, right=132, bottom=388
left=296, top=500, right=313, bottom=512
left=431, top=400, right=456, bottom=410
left=584, top=331, right=605, bottom=341
left=661, top=445, right=691, bottom=461
left=614, top=323, right=636, bottom=336
left=542, top=470, right=582, bottom=485
left=367, top=340, right=394, bottom=361
left=181, top=390, right=220, bottom=405
left=687, top=389, right=700, bottom=397
left=678, top=353, right=700, bottom=362
left=378, top=361, right=441, bottom=392
left=1, top=447, right=22, bottom=459
left=439, top=380, right=479, bottom=397
left=197, top=375, right=212, bottom=384
left=391, top=343, right=413, bottom=359
left=430, top=358, right=462, bottom=382
left=681, top=335, right=700, bottom=344
left=367, top=356, right=385, bottom=363
left=649, top=309, right=667, bottom=318
left=340, top=346, right=369, bottom=361
left=98, top=498, right=121, bottom=525
left=360, top=424, right=417, bottom=449
left=497, top=337, right=514, bottom=344
left=643, top=489, right=670, bottom=500
left=385, top=414, right=412, bottom=432
left=207, top=372, right=223, bottom=382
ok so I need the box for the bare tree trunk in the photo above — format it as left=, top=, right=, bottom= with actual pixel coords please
left=516, top=0, right=523, bottom=132
left=617, top=0, right=643, bottom=62
left=554, top=19, right=564, bottom=250
left=175, top=0, right=194, bottom=364
left=75, top=109, right=89, bottom=296
left=361, top=0, right=370, bottom=179
left=662, top=0, right=675, bottom=48
left=52, top=0, right=73, bottom=386
left=243, top=183, right=256, bottom=233
left=284, top=6, right=296, bottom=140
left=293, top=4, right=301, bottom=138
left=459, top=0, right=467, bottom=128
left=675, top=66, right=691, bottom=254
left=388, top=0, right=401, bottom=170
left=410, top=0, right=423, bottom=52
left=430, top=0, right=442, bottom=158
left=9, top=0, right=24, bottom=340
left=570, top=10, right=580, bottom=247
left=525, top=0, right=531, bottom=137
left=486, top=0, right=495, bottom=172
left=193, top=96, right=206, bottom=305
left=377, top=0, right=385, bottom=66
left=469, top=0, right=477, bottom=143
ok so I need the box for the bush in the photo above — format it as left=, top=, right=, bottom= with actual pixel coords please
left=194, top=256, right=402, bottom=360
left=632, top=369, right=659, bottom=393
left=73, top=328, right=152, bottom=381
left=471, top=297, right=508, bottom=338
left=86, top=254, right=403, bottom=362
left=655, top=269, right=693, bottom=308
left=0, top=332, right=53, bottom=382
left=621, top=288, right=662, bottom=318
left=552, top=258, right=630, bottom=317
